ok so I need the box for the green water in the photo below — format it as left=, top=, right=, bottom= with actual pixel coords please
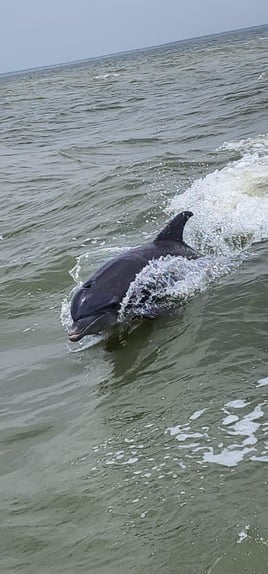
left=1, top=26, right=268, bottom=573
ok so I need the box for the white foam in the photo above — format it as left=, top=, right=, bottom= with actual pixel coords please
left=203, top=446, right=254, bottom=467
left=237, top=526, right=250, bottom=543
left=220, top=133, right=268, bottom=156
left=92, top=73, right=119, bottom=80
left=250, top=455, right=268, bottom=463
left=225, top=399, right=249, bottom=409
left=166, top=398, right=265, bottom=468
left=60, top=296, right=73, bottom=331
left=169, top=133, right=268, bottom=256
left=257, top=377, right=268, bottom=387
left=222, top=415, right=239, bottom=426
left=203, top=404, right=264, bottom=466
left=190, top=408, right=207, bottom=421
left=67, top=333, right=105, bottom=352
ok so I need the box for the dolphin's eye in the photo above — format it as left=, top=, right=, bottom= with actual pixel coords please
left=84, top=279, right=95, bottom=289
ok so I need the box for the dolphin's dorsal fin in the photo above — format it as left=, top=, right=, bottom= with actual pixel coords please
left=154, top=211, right=193, bottom=243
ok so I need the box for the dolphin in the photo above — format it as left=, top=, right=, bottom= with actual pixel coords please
left=68, top=210, right=199, bottom=342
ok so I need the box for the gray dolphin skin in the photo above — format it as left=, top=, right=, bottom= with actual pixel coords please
left=68, top=211, right=199, bottom=342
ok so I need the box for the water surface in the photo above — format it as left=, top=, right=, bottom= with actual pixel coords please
left=1, top=25, right=268, bottom=574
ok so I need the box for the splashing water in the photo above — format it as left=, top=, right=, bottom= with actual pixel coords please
left=168, top=134, right=268, bottom=256
left=118, top=254, right=239, bottom=321
left=61, top=133, right=268, bottom=340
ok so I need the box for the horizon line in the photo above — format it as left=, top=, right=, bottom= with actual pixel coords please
left=1, top=22, right=267, bottom=78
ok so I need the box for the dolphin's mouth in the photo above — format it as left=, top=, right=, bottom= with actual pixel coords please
left=68, top=314, right=106, bottom=342
left=68, top=310, right=118, bottom=342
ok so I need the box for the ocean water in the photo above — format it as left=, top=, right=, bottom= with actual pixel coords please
left=1, top=25, right=268, bottom=574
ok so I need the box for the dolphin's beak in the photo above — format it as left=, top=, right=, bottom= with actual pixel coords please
left=68, top=318, right=92, bottom=342
left=68, top=327, right=84, bottom=342
left=68, top=310, right=118, bottom=341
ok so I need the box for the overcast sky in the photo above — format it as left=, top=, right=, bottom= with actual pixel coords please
left=0, top=0, right=267, bottom=73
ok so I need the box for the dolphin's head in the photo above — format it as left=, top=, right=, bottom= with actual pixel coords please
left=68, top=284, right=119, bottom=342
